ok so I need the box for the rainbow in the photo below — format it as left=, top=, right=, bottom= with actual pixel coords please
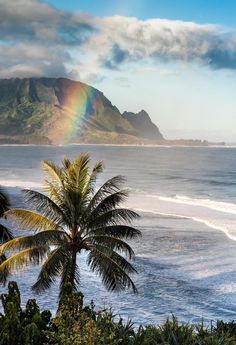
left=49, top=81, right=97, bottom=144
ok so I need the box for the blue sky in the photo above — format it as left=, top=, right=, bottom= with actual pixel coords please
left=47, top=0, right=236, bottom=27
left=1, top=0, right=236, bottom=141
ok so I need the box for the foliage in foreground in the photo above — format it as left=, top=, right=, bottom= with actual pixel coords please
left=1, top=282, right=236, bottom=345
left=0, top=281, right=51, bottom=345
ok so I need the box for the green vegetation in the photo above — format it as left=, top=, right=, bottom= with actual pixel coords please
left=0, top=154, right=141, bottom=298
left=1, top=281, right=236, bottom=345
left=0, top=281, right=51, bottom=345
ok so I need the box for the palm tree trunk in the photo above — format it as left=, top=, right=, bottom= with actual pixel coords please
left=69, top=249, right=77, bottom=288
left=57, top=249, right=77, bottom=313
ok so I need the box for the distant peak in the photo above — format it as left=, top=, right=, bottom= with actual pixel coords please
left=123, top=109, right=164, bottom=140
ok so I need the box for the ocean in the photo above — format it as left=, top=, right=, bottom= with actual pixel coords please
left=1, top=145, right=236, bottom=325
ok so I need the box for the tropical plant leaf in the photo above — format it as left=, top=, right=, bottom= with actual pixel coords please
left=42, top=160, right=64, bottom=185
left=23, top=189, right=67, bottom=225
left=89, top=225, right=141, bottom=239
left=67, top=153, right=90, bottom=190
left=0, top=254, right=10, bottom=285
left=85, top=235, right=135, bottom=258
left=0, top=187, right=10, bottom=217
left=89, top=190, right=129, bottom=219
left=88, top=245, right=137, bottom=293
left=43, top=181, right=73, bottom=226
left=0, top=246, right=49, bottom=274
left=82, top=160, right=104, bottom=198
left=86, top=176, right=126, bottom=212
left=6, top=209, right=59, bottom=232
left=0, top=224, right=14, bottom=243
left=88, top=208, right=140, bottom=229
left=32, top=245, right=78, bottom=294
left=0, top=230, right=68, bottom=254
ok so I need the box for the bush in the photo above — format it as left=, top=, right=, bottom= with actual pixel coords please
left=0, top=281, right=51, bottom=345
left=1, top=281, right=236, bottom=344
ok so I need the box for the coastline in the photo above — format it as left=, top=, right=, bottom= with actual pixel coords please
left=0, top=142, right=228, bottom=148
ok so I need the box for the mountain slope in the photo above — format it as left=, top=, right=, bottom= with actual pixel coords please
left=0, top=78, right=164, bottom=144
left=123, top=110, right=164, bottom=140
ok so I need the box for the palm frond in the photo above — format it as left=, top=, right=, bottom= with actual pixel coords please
left=88, top=208, right=140, bottom=229
left=89, top=190, right=129, bottom=219
left=43, top=181, right=72, bottom=226
left=89, top=225, right=141, bottom=239
left=86, top=175, right=126, bottom=212
left=0, top=224, right=14, bottom=243
left=0, top=187, right=10, bottom=217
left=32, top=245, right=78, bottom=294
left=62, top=157, right=72, bottom=170
left=42, top=160, right=64, bottom=185
left=6, top=209, right=59, bottom=232
left=0, top=254, right=10, bottom=285
left=85, top=235, right=135, bottom=258
left=88, top=245, right=137, bottom=293
left=23, top=189, right=67, bottom=225
left=72, top=153, right=90, bottom=171
left=65, top=153, right=90, bottom=191
left=82, top=160, right=104, bottom=198
left=0, top=246, right=49, bottom=274
left=0, top=230, right=68, bottom=254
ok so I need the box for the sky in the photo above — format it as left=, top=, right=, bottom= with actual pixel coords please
left=1, top=0, right=236, bottom=141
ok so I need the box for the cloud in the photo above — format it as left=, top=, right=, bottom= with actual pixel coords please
left=0, top=0, right=94, bottom=78
left=0, top=0, right=94, bottom=44
left=0, top=62, right=68, bottom=79
left=0, top=0, right=236, bottom=78
left=103, top=44, right=130, bottom=70
left=91, top=16, right=236, bottom=71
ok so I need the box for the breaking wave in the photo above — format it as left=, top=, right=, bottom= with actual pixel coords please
left=128, top=193, right=236, bottom=242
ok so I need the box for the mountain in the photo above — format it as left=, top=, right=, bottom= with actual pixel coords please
left=0, top=78, right=164, bottom=145
left=123, top=110, right=163, bottom=140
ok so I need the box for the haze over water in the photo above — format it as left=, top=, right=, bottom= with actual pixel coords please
left=1, top=145, right=236, bottom=324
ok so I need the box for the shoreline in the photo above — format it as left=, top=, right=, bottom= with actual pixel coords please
left=0, top=143, right=229, bottom=148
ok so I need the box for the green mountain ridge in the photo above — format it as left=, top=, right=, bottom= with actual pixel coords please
left=0, top=78, right=164, bottom=144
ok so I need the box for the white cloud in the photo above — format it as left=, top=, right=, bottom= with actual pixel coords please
left=89, top=16, right=236, bottom=70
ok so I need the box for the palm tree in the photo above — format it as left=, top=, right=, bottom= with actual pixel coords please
left=0, top=154, right=141, bottom=297
left=0, top=187, right=14, bottom=284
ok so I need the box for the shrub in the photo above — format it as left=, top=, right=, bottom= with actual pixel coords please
left=1, top=281, right=236, bottom=344
left=0, top=281, right=51, bottom=345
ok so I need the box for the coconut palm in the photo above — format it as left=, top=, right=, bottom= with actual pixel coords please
left=0, top=187, right=14, bottom=284
left=0, top=154, right=141, bottom=297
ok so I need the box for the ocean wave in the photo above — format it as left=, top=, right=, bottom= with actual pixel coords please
left=0, top=179, right=42, bottom=189
left=127, top=194, right=236, bottom=242
left=158, top=195, right=236, bottom=215
left=134, top=207, right=236, bottom=242
left=164, top=175, right=236, bottom=186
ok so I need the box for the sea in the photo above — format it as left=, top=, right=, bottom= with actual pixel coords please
left=1, top=144, right=236, bottom=326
